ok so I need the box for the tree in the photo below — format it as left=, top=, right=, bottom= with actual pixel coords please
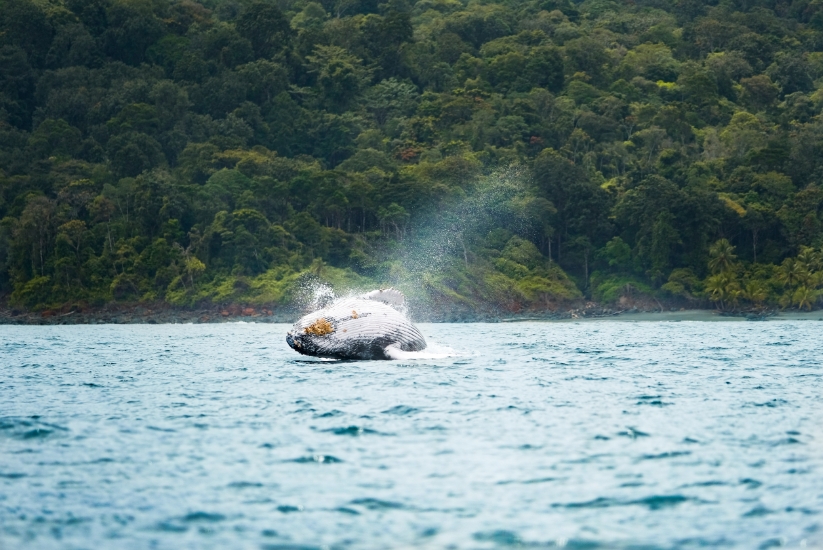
left=565, top=38, right=611, bottom=85
left=307, top=45, right=372, bottom=111
left=768, top=53, right=814, bottom=96
left=743, top=202, right=772, bottom=263
left=108, top=133, right=166, bottom=178
left=236, top=2, right=293, bottom=59
left=705, top=270, right=741, bottom=311
left=11, top=196, right=57, bottom=281
left=740, top=75, right=779, bottom=110
left=778, top=258, right=808, bottom=289
left=28, top=119, right=82, bottom=158
left=792, top=285, right=818, bottom=310
left=614, top=176, right=712, bottom=283
left=0, top=0, right=53, bottom=67
left=532, top=148, right=587, bottom=262
left=720, top=112, right=768, bottom=158
left=360, top=11, right=413, bottom=79
left=708, top=238, right=737, bottom=274
left=526, top=47, right=564, bottom=93
left=102, top=1, right=166, bottom=66
left=744, top=279, right=768, bottom=307
left=377, top=203, right=409, bottom=240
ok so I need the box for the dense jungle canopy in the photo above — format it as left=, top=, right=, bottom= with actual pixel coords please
left=3, top=0, right=823, bottom=313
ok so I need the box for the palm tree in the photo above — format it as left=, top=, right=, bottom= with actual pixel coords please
left=779, top=289, right=793, bottom=309
left=744, top=279, right=768, bottom=307
left=778, top=258, right=809, bottom=289
left=812, top=271, right=823, bottom=290
left=706, top=271, right=741, bottom=311
left=797, top=247, right=823, bottom=273
left=708, top=239, right=737, bottom=274
left=705, top=274, right=727, bottom=310
left=793, top=286, right=818, bottom=310
left=727, top=285, right=743, bottom=310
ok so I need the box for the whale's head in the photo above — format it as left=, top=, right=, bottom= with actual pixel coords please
left=286, top=330, right=302, bottom=352
left=287, top=316, right=335, bottom=355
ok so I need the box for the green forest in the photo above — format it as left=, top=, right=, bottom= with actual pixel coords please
left=3, top=0, right=823, bottom=315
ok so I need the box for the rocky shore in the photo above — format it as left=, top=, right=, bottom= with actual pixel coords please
left=0, top=302, right=296, bottom=325
left=0, top=298, right=788, bottom=325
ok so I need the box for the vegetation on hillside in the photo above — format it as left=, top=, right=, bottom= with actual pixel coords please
left=3, top=0, right=823, bottom=313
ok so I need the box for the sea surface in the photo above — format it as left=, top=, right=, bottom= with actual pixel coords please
left=1, top=321, right=822, bottom=549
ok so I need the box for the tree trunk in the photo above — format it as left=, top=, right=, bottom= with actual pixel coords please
left=557, top=234, right=561, bottom=263
left=752, top=229, right=758, bottom=264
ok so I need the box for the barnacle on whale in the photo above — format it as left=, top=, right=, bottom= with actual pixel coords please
left=305, top=318, right=334, bottom=336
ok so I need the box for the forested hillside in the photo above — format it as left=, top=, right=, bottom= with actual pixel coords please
left=3, top=0, right=823, bottom=314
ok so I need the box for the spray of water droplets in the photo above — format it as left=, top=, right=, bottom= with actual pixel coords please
left=292, top=277, right=337, bottom=313
left=291, top=167, right=532, bottom=322
left=400, top=168, right=529, bottom=280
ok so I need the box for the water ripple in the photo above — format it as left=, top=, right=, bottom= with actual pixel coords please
left=1, top=321, right=821, bottom=548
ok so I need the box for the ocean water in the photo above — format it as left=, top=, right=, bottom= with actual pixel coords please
left=1, top=321, right=821, bottom=549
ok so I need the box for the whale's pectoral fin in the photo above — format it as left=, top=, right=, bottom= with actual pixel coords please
left=360, top=288, right=405, bottom=307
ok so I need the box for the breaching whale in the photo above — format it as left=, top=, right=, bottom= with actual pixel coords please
left=286, top=289, right=427, bottom=360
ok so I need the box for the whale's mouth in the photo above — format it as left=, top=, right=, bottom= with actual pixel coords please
left=286, top=332, right=299, bottom=350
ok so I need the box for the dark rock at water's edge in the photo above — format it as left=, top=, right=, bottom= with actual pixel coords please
left=0, top=301, right=299, bottom=325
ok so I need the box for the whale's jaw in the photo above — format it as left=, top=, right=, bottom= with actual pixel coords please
left=286, top=332, right=307, bottom=355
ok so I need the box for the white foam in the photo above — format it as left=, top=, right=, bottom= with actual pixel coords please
left=384, top=341, right=461, bottom=360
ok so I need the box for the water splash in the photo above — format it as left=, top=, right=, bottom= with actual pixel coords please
left=384, top=341, right=461, bottom=360
left=295, top=278, right=414, bottom=318
left=379, top=167, right=533, bottom=318
left=293, top=276, right=337, bottom=312
left=311, top=283, right=336, bottom=309
left=399, top=167, right=529, bottom=280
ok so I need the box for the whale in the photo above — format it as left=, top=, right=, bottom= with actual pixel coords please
left=286, top=289, right=427, bottom=360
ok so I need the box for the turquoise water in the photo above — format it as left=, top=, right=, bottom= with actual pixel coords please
left=1, top=321, right=821, bottom=549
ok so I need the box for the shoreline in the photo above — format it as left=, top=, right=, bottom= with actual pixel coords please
left=2, top=301, right=822, bottom=325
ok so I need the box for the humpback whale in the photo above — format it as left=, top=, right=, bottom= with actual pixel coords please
left=286, top=289, right=427, bottom=360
